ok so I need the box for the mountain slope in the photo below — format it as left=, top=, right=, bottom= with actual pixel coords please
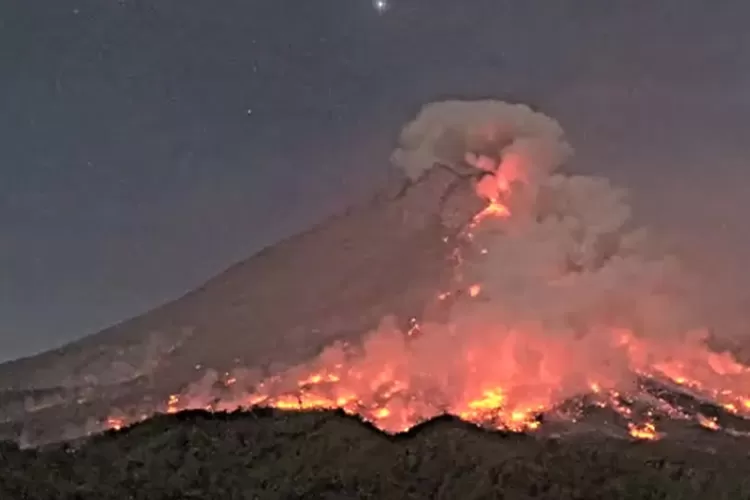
left=0, top=165, right=485, bottom=444
left=5, top=98, right=750, bottom=449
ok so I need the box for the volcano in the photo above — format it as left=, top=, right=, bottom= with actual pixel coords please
left=0, top=159, right=485, bottom=445
left=3, top=99, right=750, bottom=448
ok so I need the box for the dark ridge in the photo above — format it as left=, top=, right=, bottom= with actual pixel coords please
left=391, top=413, right=532, bottom=442
left=3, top=408, right=750, bottom=500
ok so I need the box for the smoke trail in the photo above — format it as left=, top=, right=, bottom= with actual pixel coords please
left=180, top=99, right=750, bottom=435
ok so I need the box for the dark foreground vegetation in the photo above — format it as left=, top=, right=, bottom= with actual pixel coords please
left=2, top=408, right=750, bottom=500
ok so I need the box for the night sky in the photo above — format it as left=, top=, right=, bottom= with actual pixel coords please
left=1, top=0, right=749, bottom=362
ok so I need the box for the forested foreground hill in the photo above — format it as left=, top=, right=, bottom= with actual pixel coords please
left=2, top=408, right=750, bottom=500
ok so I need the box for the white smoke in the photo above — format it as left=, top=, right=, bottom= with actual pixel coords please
left=259, top=99, right=727, bottom=420
left=391, top=100, right=571, bottom=184
left=392, top=99, right=700, bottom=341
left=181, top=99, right=750, bottom=433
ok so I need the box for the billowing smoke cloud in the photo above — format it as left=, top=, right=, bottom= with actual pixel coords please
left=189, top=100, right=750, bottom=434
left=391, top=100, right=571, bottom=185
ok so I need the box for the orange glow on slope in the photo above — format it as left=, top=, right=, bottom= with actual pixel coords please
left=103, top=161, right=750, bottom=442
left=106, top=417, right=125, bottom=431
left=470, top=199, right=510, bottom=227
left=697, top=414, right=720, bottom=431
left=628, top=421, right=660, bottom=441
left=167, top=394, right=180, bottom=414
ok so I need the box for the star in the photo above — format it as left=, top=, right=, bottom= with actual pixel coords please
left=373, top=0, right=389, bottom=14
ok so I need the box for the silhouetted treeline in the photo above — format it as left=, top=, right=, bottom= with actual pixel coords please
left=2, top=408, right=750, bottom=499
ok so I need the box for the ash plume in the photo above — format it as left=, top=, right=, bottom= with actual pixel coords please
left=244, top=99, right=750, bottom=433
left=391, top=100, right=571, bottom=182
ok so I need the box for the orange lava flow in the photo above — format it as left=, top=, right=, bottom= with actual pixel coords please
left=628, top=422, right=660, bottom=441
left=472, top=199, right=510, bottom=225
left=106, top=417, right=125, bottom=431
left=103, top=164, right=750, bottom=442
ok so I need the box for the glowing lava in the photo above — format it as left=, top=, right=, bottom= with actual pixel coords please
left=106, top=417, right=125, bottom=431
left=103, top=102, right=750, bottom=444
left=103, top=177, right=750, bottom=440
left=471, top=198, right=510, bottom=225
left=628, top=422, right=660, bottom=441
